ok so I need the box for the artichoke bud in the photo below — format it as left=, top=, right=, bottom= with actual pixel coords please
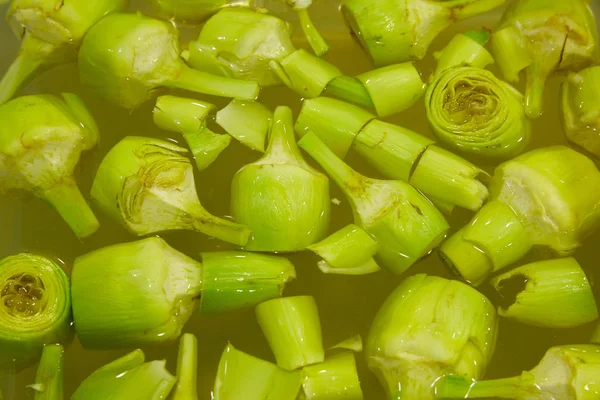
left=0, top=93, right=99, bottom=238
left=184, top=7, right=295, bottom=87
left=149, top=0, right=252, bottom=23
left=72, top=349, right=176, bottom=400
left=91, top=136, right=250, bottom=246
left=71, top=237, right=203, bottom=349
left=0, top=254, right=72, bottom=371
left=231, top=106, right=330, bottom=252
left=0, top=0, right=126, bottom=105
left=366, top=274, right=498, bottom=400
left=491, top=0, right=599, bottom=118
left=436, top=344, right=600, bottom=399
left=298, top=131, right=449, bottom=275
left=78, top=13, right=259, bottom=109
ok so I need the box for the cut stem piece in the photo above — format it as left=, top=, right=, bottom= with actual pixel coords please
left=299, top=131, right=449, bottom=275
left=356, top=63, right=426, bottom=117
left=301, top=352, right=363, bottom=400
left=199, top=252, right=296, bottom=314
left=213, top=343, right=302, bottom=400
left=216, top=100, right=273, bottom=153
left=0, top=254, right=72, bottom=371
left=231, top=106, right=330, bottom=252
left=91, top=136, right=250, bottom=246
left=561, top=66, right=600, bottom=158
left=28, top=344, right=64, bottom=400
left=276, top=49, right=342, bottom=98
left=72, top=349, right=176, bottom=400
left=426, top=66, right=531, bottom=159
left=490, top=258, right=598, bottom=328
left=435, top=344, right=600, bottom=400
left=296, top=7, right=329, bottom=56
left=433, top=30, right=494, bottom=75
left=78, top=13, right=259, bottom=109
left=172, top=334, right=198, bottom=400
left=325, top=76, right=375, bottom=109
left=307, top=224, right=380, bottom=275
left=71, top=237, right=202, bottom=349
left=256, top=296, right=324, bottom=371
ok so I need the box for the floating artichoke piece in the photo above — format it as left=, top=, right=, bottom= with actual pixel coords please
left=307, top=224, right=380, bottom=275
left=367, top=274, right=498, bottom=400
left=340, top=0, right=506, bottom=66
left=277, top=0, right=328, bottom=56
left=0, top=93, right=99, bottom=238
left=27, top=344, right=63, bottom=400
left=213, top=343, right=302, bottom=400
left=216, top=99, right=273, bottom=153
left=426, top=66, right=530, bottom=159
left=561, top=66, right=600, bottom=158
left=299, top=131, right=449, bottom=275
left=0, top=0, right=126, bottom=105
left=301, top=352, right=364, bottom=400
left=172, top=334, right=198, bottom=400
left=153, top=95, right=231, bottom=171
left=78, top=13, right=259, bottom=109
left=441, top=146, right=600, bottom=285
left=71, top=237, right=202, bottom=349
left=72, top=349, right=176, bottom=400
left=436, top=344, right=600, bottom=400
left=433, top=30, right=494, bottom=76
left=490, top=258, right=598, bottom=328
left=491, top=0, right=599, bottom=118
left=149, top=0, right=251, bottom=22
left=199, top=251, right=296, bottom=314
left=256, top=296, right=324, bottom=371
left=231, top=106, right=330, bottom=252
left=296, top=97, right=489, bottom=212
left=184, top=8, right=295, bottom=87
left=91, top=136, right=250, bottom=246
left=0, top=254, right=72, bottom=371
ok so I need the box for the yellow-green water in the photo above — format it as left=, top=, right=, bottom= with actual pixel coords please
left=0, top=1, right=599, bottom=399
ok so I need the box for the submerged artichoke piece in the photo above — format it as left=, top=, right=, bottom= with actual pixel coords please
left=277, top=0, right=328, bottom=56
left=216, top=99, right=273, bottom=153
left=491, top=0, right=599, bottom=118
left=441, top=146, right=600, bottom=285
left=490, top=258, right=598, bottom=328
left=330, top=334, right=363, bottom=353
left=184, top=8, right=295, bottom=87
left=72, top=349, right=176, bottom=400
left=172, top=334, right=199, bottom=400
left=433, top=30, right=494, bottom=75
left=214, top=343, right=302, bottom=400
left=91, top=136, right=250, bottom=246
left=27, top=344, right=63, bottom=400
left=296, top=97, right=489, bottom=212
left=436, top=344, right=600, bottom=400
left=149, top=0, right=251, bottom=22
left=301, top=352, right=364, bottom=400
left=256, top=296, right=324, bottom=371
left=78, top=13, right=259, bottom=109
left=561, top=66, right=600, bottom=158
left=298, top=131, right=449, bottom=275
left=199, top=251, right=296, bottom=314
left=153, top=95, right=231, bottom=171
left=0, top=254, right=72, bottom=371
left=0, top=0, right=126, bottom=105
left=0, top=94, right=99, bottom=238
left=593, top=324, right=600, bottom=344
left=340, top=0, right=505, bottom=66
left=231, top=106, right=330, bottom=252
left=367, top=274, right=498, bottom=400
left=307, top=224, right=380, bottom=275
left=426, top=66, right=531, bottom=158
left=71, top=237, right=202, bottom=349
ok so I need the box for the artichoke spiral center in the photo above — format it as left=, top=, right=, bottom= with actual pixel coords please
left=1, top=273, right=46, bottom=317
left=443, top=80, right=498, bottom=126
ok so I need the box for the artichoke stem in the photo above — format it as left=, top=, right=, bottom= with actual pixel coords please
left=172, top=334, right=198, bottom=400
left=42, top=180, right=99, bottom=239
left=325, top=76, right=375, bottom=109
left=190, top=206, right=250, bottom=247
left=436, top=375, right=522, bottom=399
left=525, top=65, right=546, bottom=118
left=169, top=65, right=259, bottom=100
left=297, top=8, right=329, bottom=57
left=29, top=344, right=64, bottom=400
